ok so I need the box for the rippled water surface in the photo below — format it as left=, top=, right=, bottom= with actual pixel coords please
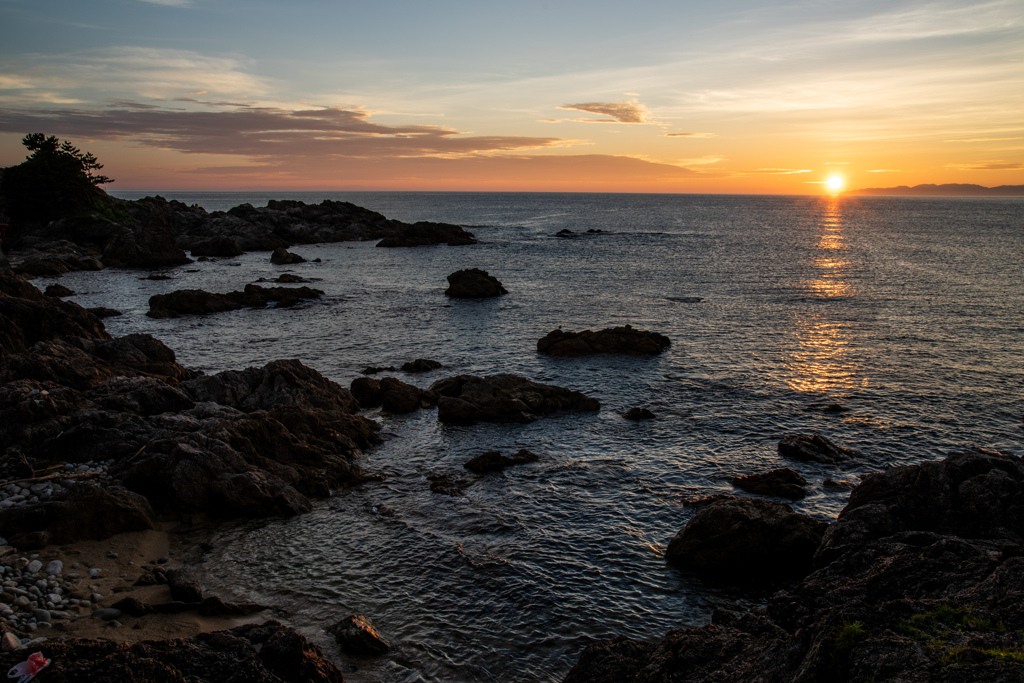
left=67, top=191, right=1024, bottom=681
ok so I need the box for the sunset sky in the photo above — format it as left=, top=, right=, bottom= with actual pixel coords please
left=1, top=0, right=1021, bottom=193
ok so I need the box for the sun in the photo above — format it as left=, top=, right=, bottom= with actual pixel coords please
left=827, top=176, right=844, bottom=191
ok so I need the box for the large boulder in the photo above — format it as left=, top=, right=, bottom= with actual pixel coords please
left=537, top=325, right=671, bottom=356
left=444, top=268, right=507, bottom=298
left=815, top=447, right=1024, bottom=566
left=430, top=373, right=600, bottom=425
left=664, top=497, right=827, bottom=583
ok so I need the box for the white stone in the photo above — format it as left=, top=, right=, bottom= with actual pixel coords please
left=88, top=568, right=102, bottom=577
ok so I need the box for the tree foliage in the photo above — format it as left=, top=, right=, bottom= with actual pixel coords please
left=0, top=133, right=114, bottom=227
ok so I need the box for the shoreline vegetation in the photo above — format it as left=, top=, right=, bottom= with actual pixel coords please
left=1, top=136, right=1022, bottom=681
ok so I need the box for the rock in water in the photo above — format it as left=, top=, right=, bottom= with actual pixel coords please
left=270, top=247, right=306, bottom=264
left=376, top=221, right=477, bottom=247
left=445, top=268, right=508, bottom=298
left=664, top=497, right=826, bottom=583
left=537, top=325, right=671, bottom=356
left=430, top=373, right=600, bottom=425
left=731, top=468, right=808, bottom=499
left=329, top=615, right=391, bottom=656
left=464, top=449, right=540, bottom=473
left=623, top=407, right=655, bottom=421
left=778, top=433, right=859, bottom=464
left=402, top=358, right=442, bottom=373
left=44, top=284, right=75, bottom=298
left=147, top=284, right=323, bottom=318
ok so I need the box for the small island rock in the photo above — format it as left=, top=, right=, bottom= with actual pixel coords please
left=538, top=325, right=670, bottom=356
left=731, top=468, right=807, bottom=499
left=445, top=268, right=508, bottom=298
left=778, top=433, right=859, bottom=464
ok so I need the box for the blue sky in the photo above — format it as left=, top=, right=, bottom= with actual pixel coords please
left=1, top=0, right=1021, bottom=191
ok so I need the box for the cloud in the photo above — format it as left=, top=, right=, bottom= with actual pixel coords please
left=0, top=102, right=566, bottom=159
left=945, top=137, right=1023, bottom=142
left=557, top=100, right=649, bottom=123
left=665, top=132, right=716, bottom=138
left=946, top=161, right=1024, bottom=171
left=754, top=168, right=812, bottom=174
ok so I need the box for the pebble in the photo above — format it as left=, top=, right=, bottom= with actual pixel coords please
left=88, top=568, right=103, bottom=577
left=45, top=560, right=63, bottom=576
left=0, top=631, right=19, bottom=652
left=33, top=609, right=51, bottom=623
left=26, top=560, right=41, bottom=574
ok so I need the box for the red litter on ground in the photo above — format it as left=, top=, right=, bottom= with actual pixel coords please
left=7, top=651, right=50, bottom=683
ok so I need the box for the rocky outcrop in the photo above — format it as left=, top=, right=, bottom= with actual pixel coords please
left=329, top=614, right=391, bottom=656
left=463, top=449, right=540, bottom=473
left=444, top=269, right=507, bottom=298
left=778, top=433, right=859, bottom=464
left=731, top=468, right=807, bottom=499
left=537, top=325, right=671, bottom=356
left=147, top=284, right=324, bottom=318
left=665, top=497, right=827, bottom=583
left=564, top=449, right=1024, bottom=683
left=376, top=221, right=477, bottom=247
left=429, top=374, right=600, bottom=425
left=0, top=621, right=344, bottom=682
left=348, top=376, right=437, bottom=413
left=623, top=407, right=655, bottom=421
left=270, top=248, right=306, bottom=265
left=0, top=273, right=377, bottom=531
left=44, top=284, right=74, bottom=298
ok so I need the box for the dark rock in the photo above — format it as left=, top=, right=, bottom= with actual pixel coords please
left=270, top=248, right=306, bottom=265
left=681, top=494, right=737, bottom=508
left=555, top=229, right=574, bottom=237
left=732, top=468, right=807, bottom=499
left=822, top=478, right=855, bottom=492
left=145, top=273, right=171, bottom=280
left=430, top=373, right=600, bottom=425
left=360, top=365, right=395, bottom=375
left=147, top=284, right=323, bottom=318
left=271, top=273, right=308, bottom=283
left=379, top=377, right=435, bottom=414
left=444, top=268, right=507, bottom=298
left=566, top=450, right=1024, bottom=683
left=0, top=620, right=344, bottom=682
left=401, top=358, right=442, bottom=373
left=815, top=447, right=1024, bottom=566
left=464, top=449, right=540, bottom=473
left=537, top=325, right=670, bottom=356
left=197, top=595, right=268, bottom=617
left=376, top=221, right=477, bottom=247
left=112, top=596, right=152, bottom=617
left=44, top=284, right=75, bottom=298
left=428, top=473, right=472, bottom=497
left=329, top=614, right=391, bottom=656
left=350, top=376, right=382, bottom=408
left=623, top=407, right=655, bottom=421
left=0, top=484, right=157, bottom=549
left=165, top=567, right=203, bottom=603
left=778, top=433, right=859, bottom=464
left=189, top=236, right=243, bottom=257
left=86, top=307, right=123, bottom=318
left=664, top=497, right=827, bottom=583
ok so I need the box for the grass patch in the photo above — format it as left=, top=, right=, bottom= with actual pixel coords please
left=899, top=605, right=1023, bottom=666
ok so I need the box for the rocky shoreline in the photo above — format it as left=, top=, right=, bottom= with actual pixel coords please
left=1, top=178, right=1020, bottom=680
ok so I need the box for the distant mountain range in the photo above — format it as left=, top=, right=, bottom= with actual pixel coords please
left=847, top=183, right=1024, bottom=196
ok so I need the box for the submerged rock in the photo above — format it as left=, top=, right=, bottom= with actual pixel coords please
left=402, top=358, right=443, bottom=373
left=731, top=468, right=807, bottom=499
left=778, top=433, right=859, bottom=464
left=623, top=407, right=655, bottom=421
left=444, top=268, right=507, bottom=298
left=463, top=449, right=540, bottom=473
left=664, top=497, right=827, bottom=583
left=537, top=325, right=670, bottom=356
left=430, top=373, right=600, bottom=425
left=270, top=247, right=306, bottom=265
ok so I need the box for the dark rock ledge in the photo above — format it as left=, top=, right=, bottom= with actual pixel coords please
left=147, top=284, right=325, bottom=318
left=563, top=448, right=1024, bottom=682
left=429, top=374, right=600, bottom=424
left=0, top=270, right=379, bottom=549
left=538, top=325, right=671, bottom=356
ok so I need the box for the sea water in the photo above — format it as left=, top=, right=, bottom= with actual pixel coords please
left=61, top=191, right=1024, bottom=681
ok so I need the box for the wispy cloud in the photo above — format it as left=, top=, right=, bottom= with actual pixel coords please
left=945, top=136, right=1023, bottom=142
left=556, top=99, right=649, bottom=123
left=946, top=161, right=1024, bottom=170
left=754, top=168, right=812, bottom=174
left=0, top=102, right=567, bottom=159
left=665, top=132, right=716, bottom=138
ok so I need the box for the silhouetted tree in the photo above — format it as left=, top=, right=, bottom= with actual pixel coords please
left=0, top=133, right=113, bottom=227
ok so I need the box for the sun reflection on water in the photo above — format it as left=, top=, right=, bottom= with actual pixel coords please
left=787, top=197, right=864, bottom=393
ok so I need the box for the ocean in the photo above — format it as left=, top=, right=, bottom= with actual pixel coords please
left=61, top=191, right=1024, bottom=681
